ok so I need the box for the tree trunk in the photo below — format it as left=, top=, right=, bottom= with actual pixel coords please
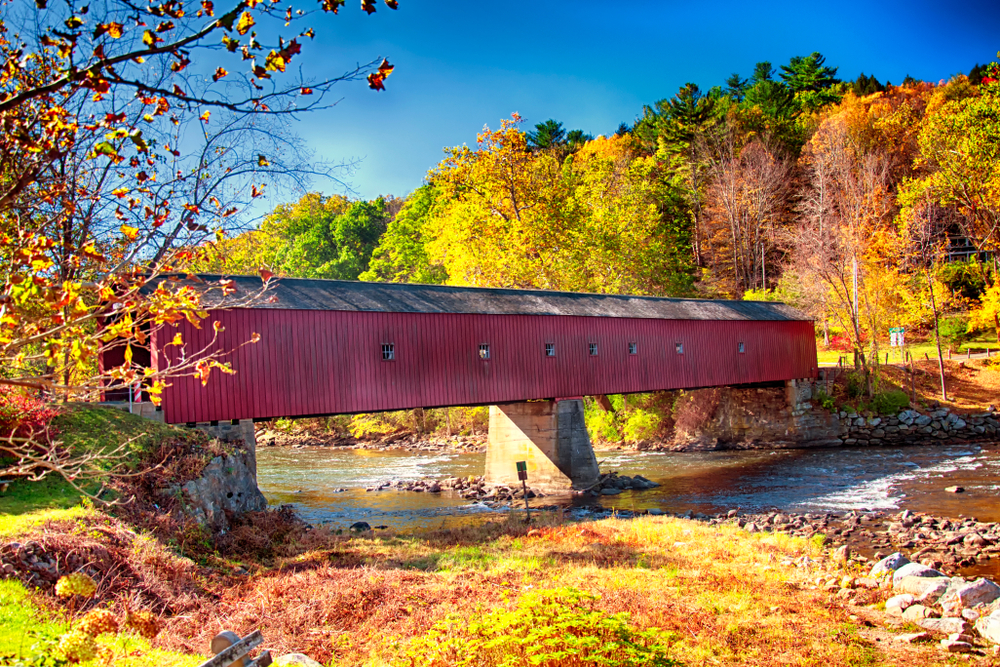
left=927, top=269, right=948, bottom=401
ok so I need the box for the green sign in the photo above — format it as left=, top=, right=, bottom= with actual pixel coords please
left=516, top=461, right=527, bottom=473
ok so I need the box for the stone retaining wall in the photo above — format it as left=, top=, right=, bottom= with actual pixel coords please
left=666, top=377, right=998, bottom=451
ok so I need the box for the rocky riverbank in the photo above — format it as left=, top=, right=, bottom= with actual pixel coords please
left=256, top=429, right=486, bottom=453
left=362, top=471, right=660, bottom=508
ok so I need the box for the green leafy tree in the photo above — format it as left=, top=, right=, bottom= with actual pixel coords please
left=361, top=185, right=449, bottom=284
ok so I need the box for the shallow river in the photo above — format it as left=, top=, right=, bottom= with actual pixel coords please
left=256, top=443, right=1000, bottom=531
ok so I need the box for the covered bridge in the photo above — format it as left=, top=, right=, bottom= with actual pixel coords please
left=112, top=276, right=817, bottom=426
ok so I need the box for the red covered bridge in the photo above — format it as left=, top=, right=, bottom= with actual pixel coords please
left=113, top=276, right=817, bottom=426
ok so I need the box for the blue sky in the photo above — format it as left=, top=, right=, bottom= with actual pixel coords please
left=283, top=0, right=1000, bottom=202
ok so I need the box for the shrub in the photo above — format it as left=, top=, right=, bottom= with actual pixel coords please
left=585, top=409, right=622, bottom=443
left=0, top=386, right=60, bottom=438
left=348, top=413, right=399, bottom=439
left=869, top=390, right=909, bottom=415
left=938, top=315, right=971, bottom=351
left=396, top=587, right=681, bottom=667
left=624, top=409, right=662, bottom=442
left=813, top=388, right=836, bottom=411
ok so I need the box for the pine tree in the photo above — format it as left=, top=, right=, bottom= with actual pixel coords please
left=527, top=119, right=567, bottom=150
left=779, top=52, right=839, bottom=93
left=725, top=73, right=749, bottom=101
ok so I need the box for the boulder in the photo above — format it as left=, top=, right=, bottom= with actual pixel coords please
left=350, top=521, right=372, bottom=532
left=870, top=552, right=909, bottom=579
left=975, top=616, right=1000, bottom=644
left=892, top=562, right=944, bottom=586
left=902, top=605, right=939, bottom=622
left=917, top=617, right=971, bottom=635
left=274, top=654, right=323, bottom=667
left=895, top=576, right=951, bottom=600
left=893, top=632, right=932, bottom=644
left=886, top=594, right=915, bottom=616
left=175, top=449, right=267, bottom=531
left=956, top=578, right=1000, bottom=609
left=940, top=639, right=973, bottom=653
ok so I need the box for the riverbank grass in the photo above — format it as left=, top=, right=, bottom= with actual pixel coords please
left=165, top=513, right=952, bottom=667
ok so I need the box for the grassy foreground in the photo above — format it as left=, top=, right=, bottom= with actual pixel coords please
left=0, top=504, right=978, bottom=667
left=0, top=406, right=991, bottom=666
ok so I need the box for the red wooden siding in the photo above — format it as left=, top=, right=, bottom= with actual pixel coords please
left=153, top=309, right=817, bottom=424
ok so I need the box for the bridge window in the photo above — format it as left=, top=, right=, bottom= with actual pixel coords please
left=589, top=342, right=598, bottom=356
left=628, top=342, right=637, bottom=355
left=738, top=341, right=745, bottom=354
left=545, top=343, right=556, bottom=357
left=675, top=342, right=684, bottom=355
left=382, top=343, right=395, bottom=361
left=479, top=343, right=490, bottom=360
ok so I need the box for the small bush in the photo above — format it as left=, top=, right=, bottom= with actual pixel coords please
left=0, top=387, right=60, bottom=438
left=397, top=587, right=681, bottom=667
left=869, top=390, right=909, bottom=415
left=624, top=409, right=661, bottom=442
left=813, top=388, right=836, bottom=411
left=348, top=413, right=399, bottom=439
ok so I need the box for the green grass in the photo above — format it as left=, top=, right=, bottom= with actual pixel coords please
left=817, top=332, right=998, bottom=366
left=0, top=405, right=203, bottom=520
left=0, top=578, right=70, bottom=662
left=0, top=578, right=201, bottom=667
left=53, top=404, right=200, bottom=460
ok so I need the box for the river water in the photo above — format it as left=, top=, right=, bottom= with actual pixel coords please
left=256, top=443, right=1000, bottom=530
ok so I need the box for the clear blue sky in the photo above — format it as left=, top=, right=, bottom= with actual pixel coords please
left=284, top=0, right=1000, bottom=202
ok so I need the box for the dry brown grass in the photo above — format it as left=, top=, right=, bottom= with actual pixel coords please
left=8, top=510, right=994, bottom=666
left=158, top=516, right=986, bottom=666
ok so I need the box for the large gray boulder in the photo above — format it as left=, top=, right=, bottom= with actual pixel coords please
left=892, top=562, right=944, bottom=586
left=894, top=576, right=951, bottom=600
left=176, top=449, right=267, bottom=530
left=956, top=578, right=1000, bottom=609
left=975, top=617, right=1000, bottom=644
left=870, top=552, right=909, bottom=579
left=917, top=617, right=971, bottom=635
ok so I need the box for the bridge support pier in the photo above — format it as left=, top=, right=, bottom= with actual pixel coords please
left=484, top=399, right=599, bottom=492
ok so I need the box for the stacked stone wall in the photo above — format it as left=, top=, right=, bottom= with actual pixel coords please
left=664, top=378, right=998, bottom=451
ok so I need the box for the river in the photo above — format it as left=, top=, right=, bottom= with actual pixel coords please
left=256, top=443, right=1000, bottom=530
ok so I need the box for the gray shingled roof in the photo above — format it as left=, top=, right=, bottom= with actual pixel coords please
left=162, top=275, right=810, bottom=321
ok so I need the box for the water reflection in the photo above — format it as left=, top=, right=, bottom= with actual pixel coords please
left=256, top=443, right=1000, bottom=530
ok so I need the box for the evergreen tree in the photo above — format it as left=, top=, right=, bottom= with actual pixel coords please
left=615, top=122, right=632, bottom=137
left=779, top=52, right=839, bottom=92
left=851, top=72, right=885, bottom=96
left=969, top=63, right=987, bottom=85
left=527, top=119, right=567, bottom=150
left=725, top=73, right=749, bottom=101
left=751, top=61, right=775, bottom=85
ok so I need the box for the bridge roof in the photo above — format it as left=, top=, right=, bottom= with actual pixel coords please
left=180, top=275, right=810, bottom=321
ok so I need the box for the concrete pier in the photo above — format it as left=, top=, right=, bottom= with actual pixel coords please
left=484, top=399, right=599, bottom=491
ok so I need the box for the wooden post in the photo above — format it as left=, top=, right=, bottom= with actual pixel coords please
left=200, top=630, right=271, bottom=667
left=516, top=461, right=530, bottom=524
